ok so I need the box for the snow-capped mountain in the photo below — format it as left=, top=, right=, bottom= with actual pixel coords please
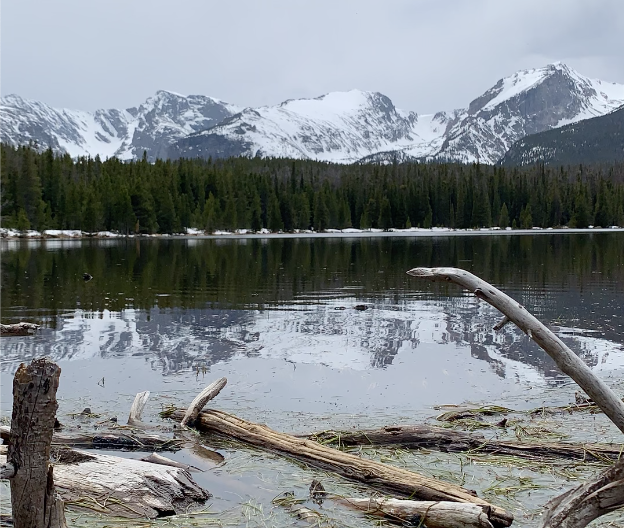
left=3, top=63, right=624, bottom=164
left=0, top=91, right=240, bottom=161
left=434, top=62, right=624, bottom=163
left=168, top=91, right=451, bottom=163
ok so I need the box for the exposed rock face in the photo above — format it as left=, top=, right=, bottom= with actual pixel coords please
left=3, top=63, right=623, bottom=164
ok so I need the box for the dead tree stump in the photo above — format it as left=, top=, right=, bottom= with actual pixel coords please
left=8, top=358, right=67, bottom=528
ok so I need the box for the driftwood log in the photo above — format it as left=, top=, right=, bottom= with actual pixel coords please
left=407, top=267, right=624, bottom=435
left=0, top=448, right=209, bottom=519
left=6, top=358, right=67, bottom=528
left=540, top=456, right=624, bottom=528
left=338, top=497, right=495, bottom=528
left=308, top=425, right=624, bottom=462
left=171, top=407, right=513, bottom=527
left=0, top=322, right=40, bottom=336
left=0, top=425, right=181, bottom=451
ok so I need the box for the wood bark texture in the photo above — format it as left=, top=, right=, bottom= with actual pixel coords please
left=309, top=425, right=624, bottom=461
left=8, top=358, right=67, bottom=528
left=407, top=267, right=624, bottom=435
left=0, top=322, right=39, bottom=336
left=338, top=497, right=495, bottom=528
left=540, top=457, right=624, bottom=528
left=171, top=408, right=513, bottom=527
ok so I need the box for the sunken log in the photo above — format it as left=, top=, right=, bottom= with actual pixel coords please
left=308, top=425, right=624, bottom=462
left=540, top=457, right=624, bottom=528
left=7, top=358, right=67, bottom=528
left=171, top=408, right=513, bottom=528
left=0, top=322, right=40, bottom=336
left=338, top=497, right=495, bottom=528
left=407, top=267, right=624, bottom=435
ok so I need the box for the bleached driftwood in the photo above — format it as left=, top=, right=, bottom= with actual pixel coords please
left=46, top=448, right=207, bottom=518
left=171, top=407, right=512, bottom=527
left=127, top=390, right=150, bottom=426
left=338, top=497, right=495, bottom=528
left=140, top=452, right=195, bottom=471
left=308, top=425, right=624, bottom=462
left=180, top=377, right=227, bottom=426
left=540, top=457, right=624, bottom=528
left=7, top=358, right=67, bottom=528
left=407, top=267, right=624, bottom=435
left=0, top=322, right=40, bottom=336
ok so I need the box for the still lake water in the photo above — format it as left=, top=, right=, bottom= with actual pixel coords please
left=1, top=233, right=623, bottom=526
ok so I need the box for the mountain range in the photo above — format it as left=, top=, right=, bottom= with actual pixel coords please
left=2, top=63, right=624, bottom=164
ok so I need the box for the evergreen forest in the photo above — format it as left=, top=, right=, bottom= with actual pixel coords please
left=2, top=144, right=624, bottom=234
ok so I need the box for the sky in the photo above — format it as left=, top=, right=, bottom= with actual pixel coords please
left=2, top=0, right=623, bottom=114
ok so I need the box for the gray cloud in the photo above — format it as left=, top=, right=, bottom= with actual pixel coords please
left=2, top=0, right=623, bottom=114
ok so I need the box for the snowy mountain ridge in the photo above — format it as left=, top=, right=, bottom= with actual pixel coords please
left=2, top=63, right=623, bottom=164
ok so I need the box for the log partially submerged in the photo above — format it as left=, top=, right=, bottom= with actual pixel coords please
left=52, top=448, right=208, bottom=518
left=1, top=448, right=209, bottom=519
left=171, top=408, right=513, bottom=528
left=0, top=426, right=182, bottom=451
left=338, top=497, right=495, bottom=528
left=309, top=425, right=624, bottom=462
left=407, top=267, right=624, bottom=435
left=540, top=456, right=624, bottom=528
left=0, top=322, right=40, bottom=336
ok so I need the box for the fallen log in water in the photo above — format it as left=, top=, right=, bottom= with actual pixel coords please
left=540, top=456, right=624, bottom=528
left=338, top=497, right=495, bottom=528
left=170, top=408, right=513, bottom=528
left=0, top=322, right=40, bottom=336
left=0, top=425, right=182, bottom=451
left=1, top=448, right=209, bottom=519
left=308, top=425, right=624, bottom=462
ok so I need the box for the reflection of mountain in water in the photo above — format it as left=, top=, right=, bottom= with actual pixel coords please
left=2, top=295, right=621, bottom=384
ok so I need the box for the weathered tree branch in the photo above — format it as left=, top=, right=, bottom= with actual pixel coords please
left=127, top=390, right=150, bottom=426
left=406, top=267, right=624, bottom=435
left=337, top=497, right=495, bottom=528
left=180, top=377, right=227, bottom=427
left=307, top=425, right=624, bottom=462
left=540, top=456, right=624, bottom=528
left=171, top=406, right=513, bottom=527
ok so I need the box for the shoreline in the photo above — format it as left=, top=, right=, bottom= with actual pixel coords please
left=1, top=226, right=623, bottom=242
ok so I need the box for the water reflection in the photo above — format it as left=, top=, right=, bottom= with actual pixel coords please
left=1, top=235, right=623, bottom=387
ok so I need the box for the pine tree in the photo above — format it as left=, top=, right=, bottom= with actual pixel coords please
left=377, top=197, right=392, bottom=231
left=498, top=203, right=509, bottom=229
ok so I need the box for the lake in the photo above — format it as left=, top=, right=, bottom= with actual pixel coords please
left=1, top=233, right=623, bottom=527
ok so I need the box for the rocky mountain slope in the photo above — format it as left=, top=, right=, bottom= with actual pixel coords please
left=0, top=91, right=240, bottom=161
left=3, top=63, right=623, bottom=164
left=499, top=105, right=624, bottom=166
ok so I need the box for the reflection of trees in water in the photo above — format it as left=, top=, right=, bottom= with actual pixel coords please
left=1, top=234, right=622, bottom=377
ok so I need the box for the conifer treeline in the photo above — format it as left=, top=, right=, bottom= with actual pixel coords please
left=2, top=144, right=624, bottom=233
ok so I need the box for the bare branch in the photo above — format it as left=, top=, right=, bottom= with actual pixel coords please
left=180, top=377, right=227, bottom=427
left=127, top=391, right=150, bottom=426
left=407, top=267, right=624, bottom=435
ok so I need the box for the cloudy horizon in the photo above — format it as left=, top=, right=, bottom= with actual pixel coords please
left=2, top=0, right=623, bottom=114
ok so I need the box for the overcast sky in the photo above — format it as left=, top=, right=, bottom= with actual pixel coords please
left=2, top=0, right=623, bottom=114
